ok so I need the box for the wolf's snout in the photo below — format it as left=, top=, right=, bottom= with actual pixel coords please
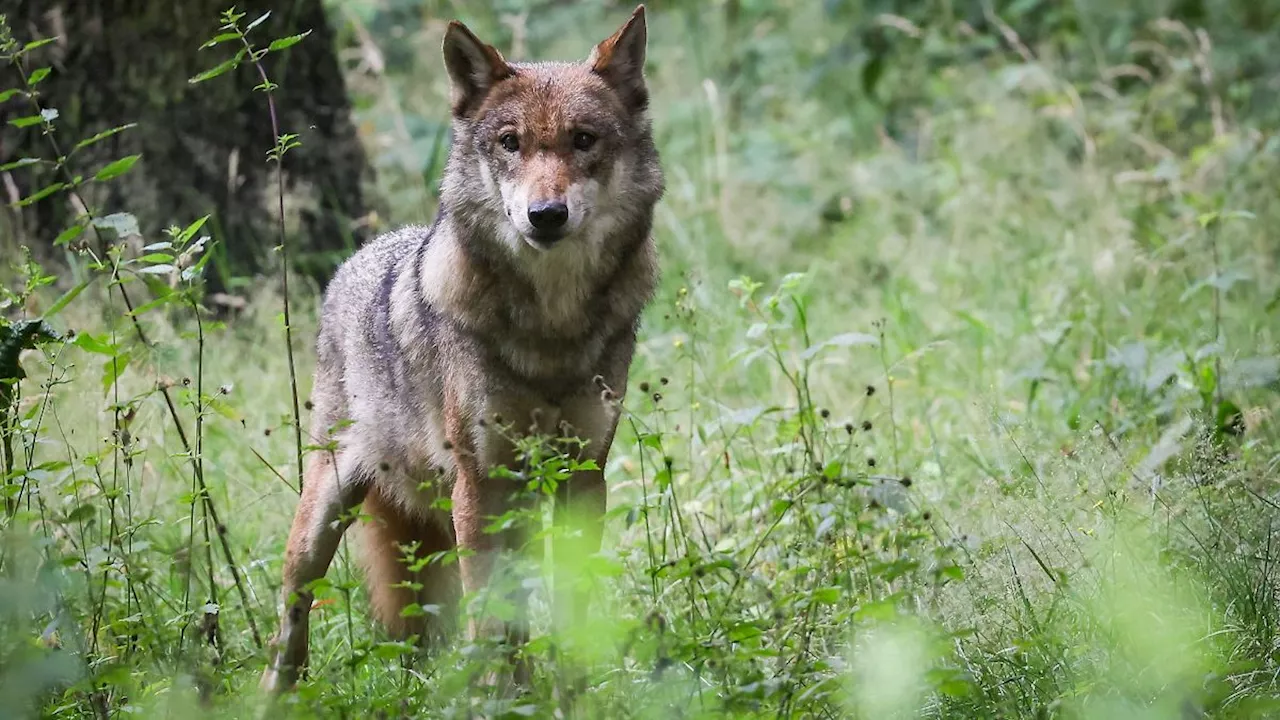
left=527, top=200, right=569, bottom=235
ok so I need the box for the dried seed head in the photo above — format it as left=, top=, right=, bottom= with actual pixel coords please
left=660, top=377, right=670, bottom=386
left=922, top=511, right=932, bottom=521
left=492, top=413, right=504, bottom=425
left=379, top=462, right=390, bottom=472
left=862, top=420, right=873, bottom=432
left=819, top=408, right=830, bottom=419
left=867, top=457, right=877, bottom=468
left=844, top=423, right=855, bottom=434
left=442, top=440, right=454, bottom=451
left=304, top=400, right=314, bottom=411
left=639, top=381, right=651, bottom=393
left=264, top=428, right=272, bottom=437
left=866, top=385, right=876, bottom=396
left=899, top=476, right=912, bottom=487
left=652, top=392, right=663, bottom=403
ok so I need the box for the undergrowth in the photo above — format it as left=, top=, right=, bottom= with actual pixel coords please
left=1, top=3, right=1279, bottom=719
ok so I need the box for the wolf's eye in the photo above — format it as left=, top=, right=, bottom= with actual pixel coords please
left=572, top=131, right=597, bottom=151
left=499, top=133, right=520, bottom=153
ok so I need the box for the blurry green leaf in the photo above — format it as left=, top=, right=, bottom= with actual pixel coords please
left=53, top=222, right=86, bottom=246
left=102, top=352, right=131, bottom=393
left=175, top=215, right=210, bottom=246
left=189, top=50, right=245, bottom=84
left=371, top=641, right=415, bottom=660
left=727, top=622, right=765, bottom=642
left=23, top=38, right=57, bottom=53
left=0, top=157, right=42, bottom=172
left=246, top=12, right=272, bottom=32
left=0, top=88, right=22, bottom=103
left=73, top=123, right=137, bottom=153
left=16, top=181, right=64, bottom=206
left=42, top=279, right=91, bottom=319
left=27, top=67, right=50, bottom=85
left=93, top=154, right=141, bottom=181
left=268, top=31, right=310, bottom=52
left=72, top=332, right=116, bottom=355
left=856, top=597, right=899, bottom=622
left=802, top=332, right=879, bottom=360
left=812, top=586, right=841, bottom=605
left=9, top=114, right=44, bottom=128
left=200, top=32, right=241, bottom=49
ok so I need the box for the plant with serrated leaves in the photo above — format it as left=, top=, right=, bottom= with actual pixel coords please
left=192, top=6, right=312, bottom=498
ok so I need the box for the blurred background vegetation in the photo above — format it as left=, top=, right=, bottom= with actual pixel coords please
left=0, top=0, right=1278, bottom=717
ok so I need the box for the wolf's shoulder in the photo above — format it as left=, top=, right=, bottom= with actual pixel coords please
left=323, top=225, right=433, bottom=300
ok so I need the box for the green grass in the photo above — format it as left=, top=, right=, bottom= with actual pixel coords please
left=3, top=2, right=1280, bottom=718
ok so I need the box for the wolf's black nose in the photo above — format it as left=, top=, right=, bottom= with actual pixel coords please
left=527, top=200, right=569, bottom=233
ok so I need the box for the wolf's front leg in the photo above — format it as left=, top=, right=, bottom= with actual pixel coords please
left=445, top=391, right=549, bottom=686
left=261, top=452, right=369, bottom=694
left=553, top=392, right=620, bottom=635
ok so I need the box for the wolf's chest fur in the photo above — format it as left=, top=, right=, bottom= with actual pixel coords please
left=314, top=213, right=654, bottom=519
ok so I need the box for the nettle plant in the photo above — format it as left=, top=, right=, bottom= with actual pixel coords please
left=547, top=273, right=974, bottom=714
left=0, top=7, right=313, bottom=714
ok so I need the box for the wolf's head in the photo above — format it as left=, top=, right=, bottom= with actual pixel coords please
left=438, top=6, right=663, bottom=259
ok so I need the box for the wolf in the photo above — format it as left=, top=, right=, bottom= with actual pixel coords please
left=260, top=5, right=663, bottom=693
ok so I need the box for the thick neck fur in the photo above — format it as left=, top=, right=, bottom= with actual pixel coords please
left=424, top=109, right=663, bottom=345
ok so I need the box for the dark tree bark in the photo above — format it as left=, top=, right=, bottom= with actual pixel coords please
left=1, top=0, right=376, bottom=295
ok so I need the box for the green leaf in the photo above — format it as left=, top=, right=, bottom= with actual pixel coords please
left=136, top=253, right=175, bottom=264
left=73, top=123, right=137, bottom=153
left=23, top=38, right=57, bottom=53
left=200, top=32, right=241, bottom=49
left=9, top=114, right=46, bottom=128
left=726, top=622, right=764, bottom=642
left=42, top=279, right=91, bottom=320
left=189, top=50, right=245, bottom=84
left=268, top=31, right=310, bottom=52
left=812, top=586, right=841, bottom=605
left=73, top=332, right=117, bottom=355
left=370, top=641, right=415, bottom=660
left=0, top=88, right=23, bottom=103
left=175, top=215, right=210, bottom=246
left=207, top=396, right=244, bottom=423
left=65, top=504, right=96, bottom=524
left=102, top=352, right=131, bottom=394
left=246, top=12, right=272, bottom=32
left=16, top=182, right=65, bottom=207
left=53, top=222, right=86, bottom=246
left=93, top=154, right=141, bottom=181
left=27, top=67, right=50, bottom=86
left=0, top=157, right=43, bottom=172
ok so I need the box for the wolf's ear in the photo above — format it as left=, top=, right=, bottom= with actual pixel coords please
left=589, top=5, right=649, bottom=111
left=443, top=21, right=514, bottom=118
